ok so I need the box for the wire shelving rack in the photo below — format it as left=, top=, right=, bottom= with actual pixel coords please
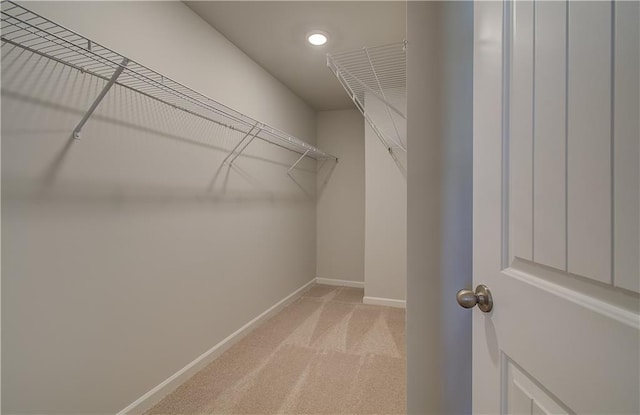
left=327, top=42, right=407, bottom=153
left=0, top=0, right=337, bottom=164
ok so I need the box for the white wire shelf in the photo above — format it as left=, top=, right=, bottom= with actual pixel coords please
left=0, top=0, right=337, bottom=163
left=327, top=42, right=407, bottom=153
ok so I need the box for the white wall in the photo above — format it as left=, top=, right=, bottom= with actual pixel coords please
left=2, top=2, right=318, bottom=413
left=316, top=110, right=365, bottom=283
left=406, top=2, right=473, bottom=414
left=364, top=102, right=407, bottom=304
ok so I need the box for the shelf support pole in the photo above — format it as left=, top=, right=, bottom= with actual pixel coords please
left=72, top=58, right=129, bottom=139
left=287, top=149, right=310, bottom=177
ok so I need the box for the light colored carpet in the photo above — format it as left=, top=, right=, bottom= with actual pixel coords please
left=146, top=284, right=406, bottom=414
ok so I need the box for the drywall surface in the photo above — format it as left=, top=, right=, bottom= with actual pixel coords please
left=316, top=110, right=365, bottom=282
left=2, top=2, right=318, bottom=413
left=364, top=101, right=407, bottom=303
left=406, top=2, right=473, bottom=414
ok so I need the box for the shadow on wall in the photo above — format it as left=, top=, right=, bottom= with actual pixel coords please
left=316, top=157, right=339, bottom=199
left=388, top=148, right=407, bottom=179
left=1, top=48, right=322, bottom=206
left=363, top=88, right=407, bottom=179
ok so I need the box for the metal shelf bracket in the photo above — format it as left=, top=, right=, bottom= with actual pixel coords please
left=229, top=129, right=260, bottom=165
left=73, top=58, right=129, bottom=139
left=287, top=149, right=310, bottom=177
left=221, top=124, right=262, bottom=166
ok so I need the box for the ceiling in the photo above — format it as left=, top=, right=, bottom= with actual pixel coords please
left=184, top=1, right=406, bottom=111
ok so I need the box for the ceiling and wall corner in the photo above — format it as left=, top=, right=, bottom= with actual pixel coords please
left=184, top=1, right=407, bottom=111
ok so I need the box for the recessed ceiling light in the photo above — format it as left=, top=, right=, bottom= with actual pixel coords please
left=307, top=31, right=328, bottom=46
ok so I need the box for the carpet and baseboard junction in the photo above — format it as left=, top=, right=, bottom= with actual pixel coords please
left=145, top=284, right=406, bottom=414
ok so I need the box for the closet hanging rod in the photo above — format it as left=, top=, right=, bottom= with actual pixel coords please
left=0, top=1, right=337, bottom=162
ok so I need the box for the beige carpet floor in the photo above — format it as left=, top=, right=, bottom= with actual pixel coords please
left=146, top=284, right=406, bottom=414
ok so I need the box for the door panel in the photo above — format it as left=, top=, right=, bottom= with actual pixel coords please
left=505, top=358, right=568, bottom=415
left=474, top=1, right=640, bottom=414
left=510, top=0, right=638, bottom=292
left=509, top=0, right=533, bottom=262
left=533, top=0, right=567, bottom=271
left=567, top=1, right=612, bottom=283
left=497, top=266, right=638, bottom=414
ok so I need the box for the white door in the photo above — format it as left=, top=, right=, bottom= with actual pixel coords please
left=472, top=1, right=639, bottom=414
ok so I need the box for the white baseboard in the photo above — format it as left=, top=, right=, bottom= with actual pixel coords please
left=315, top=277, right=364, bottom=288
left=117, top=278, right=316, bottom=415
left=363, top=296, right=406, bottom=309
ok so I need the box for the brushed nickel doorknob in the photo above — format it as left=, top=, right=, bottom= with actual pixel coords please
left=456, top=284, right=493, bottom=312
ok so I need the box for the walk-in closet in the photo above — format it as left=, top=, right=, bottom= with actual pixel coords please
left=2, top=1, right=411, bottom=413
left=7, top=1, right=633, bottom=414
